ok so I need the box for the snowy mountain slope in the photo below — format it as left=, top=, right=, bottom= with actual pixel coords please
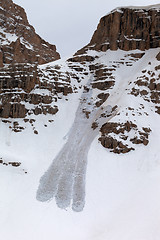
left=0, top=3, right=160, bottom=240
left=35, top=48, right=159, bottom=212
left=0, top=47, right=160, bottom=240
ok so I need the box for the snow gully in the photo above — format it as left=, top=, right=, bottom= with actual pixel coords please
left=36, top=76, right=115, bottom=212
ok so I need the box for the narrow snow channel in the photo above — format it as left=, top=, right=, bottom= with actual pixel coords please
left=36, top=76, right=115, bottom=212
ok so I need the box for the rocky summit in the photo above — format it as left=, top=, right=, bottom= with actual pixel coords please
left=77, top=5, right=160, bottom=54
left=0, top=2, right=160, bottom=240
left=0, top=0, right=60, bottom=66
left=0, top=0, right=60, bottom=119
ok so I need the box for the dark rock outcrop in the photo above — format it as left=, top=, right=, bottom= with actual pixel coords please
left=0, top=0, right=60, bottom=65
left=99, top=121, right=151, bottom=154
left=0, top=0, right=62, bottom=119
left=0, top=61, right=75, bottom=118
left=76, top=6, right=160, bottom=55
left=156, top=52, right=160, bottom=60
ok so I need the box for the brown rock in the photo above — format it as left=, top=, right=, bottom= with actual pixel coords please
left=156, top=52, right=160, bottom=61
left=149, top=82, right=156, bottom=90
left=143, top=139, right=149, bottom=146
left=92, top=81, right=114, bottom=90
left=0, top=103, right=27, bottom=118
left=156, top=83, right=160, bottom=91
left=42, top=96, right=52, bottom=104
left=0, top=0, right=60, bottom=65
left=155, top=106, right=160, bottom=114
left=0, top=50, right=3, bottom=68
left=155, top=65, right=160, bottom=71
left=68, top=56, right=95, bottom=63
left=75, top=7, right=160, bottom=55
left=9, top=162, right=21, bottom=167
left=96, top=93, right=109, bottom=107
left=140, top=90, right=148, bottom=96
left=33, top=107, right=42, bottom=115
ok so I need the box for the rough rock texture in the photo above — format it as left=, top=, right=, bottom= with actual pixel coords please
left=0, top=0, right=60, bottom=65
left=99, top=121, right=151, bottom=154
left=131, top=62, right=160, bottom=107
left=156, top=52, right=160, bottom=60
left=0, top=61, right=77, bottom=119
left=0, top=64, right=38, bottom=118
left=76, top=6, right=160, bottom=55
left=0, top=0, right=62, bottom=119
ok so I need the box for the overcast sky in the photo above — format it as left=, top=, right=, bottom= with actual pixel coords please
left=13, top=0, right=160, bottom=57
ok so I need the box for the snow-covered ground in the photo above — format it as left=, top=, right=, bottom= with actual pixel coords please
left=36, top=74, right=114, bottom=212
left=0, top=48, right=160, bottom=239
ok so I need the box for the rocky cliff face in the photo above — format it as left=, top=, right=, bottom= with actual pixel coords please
left=0, top=3, right=160, bottom=156
left=0, top=0, right=61, bottom=119
left=76, top=5, right=160, bottom=55
left=0, top=0, right=60, bottom=66
left=64, top=5, right=160, bottom=154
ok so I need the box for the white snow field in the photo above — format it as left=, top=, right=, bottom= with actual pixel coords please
left=0, top=48, right=160, bottom=240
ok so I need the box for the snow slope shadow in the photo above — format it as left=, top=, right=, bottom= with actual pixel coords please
left=36, top=76, right=115, bottom=212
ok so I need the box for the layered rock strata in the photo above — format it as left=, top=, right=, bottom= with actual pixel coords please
left=0, top=0, right=60, bottom=66
left=0, top=0, right=61, bottom=119
left=76, top=5, right=160, bottom=55
left=0, top=3, right=160, bottom=154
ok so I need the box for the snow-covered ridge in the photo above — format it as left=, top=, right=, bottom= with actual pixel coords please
left=109, top=4, right=160, bottom=15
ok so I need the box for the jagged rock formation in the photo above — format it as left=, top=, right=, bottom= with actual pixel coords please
left=0, top=0, right=61, bottom=119
left=0, top=0, right=60, bottom=66
left=0, top=4, right=159, bottom=144
left=76, top=5, right=160, bottom=55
